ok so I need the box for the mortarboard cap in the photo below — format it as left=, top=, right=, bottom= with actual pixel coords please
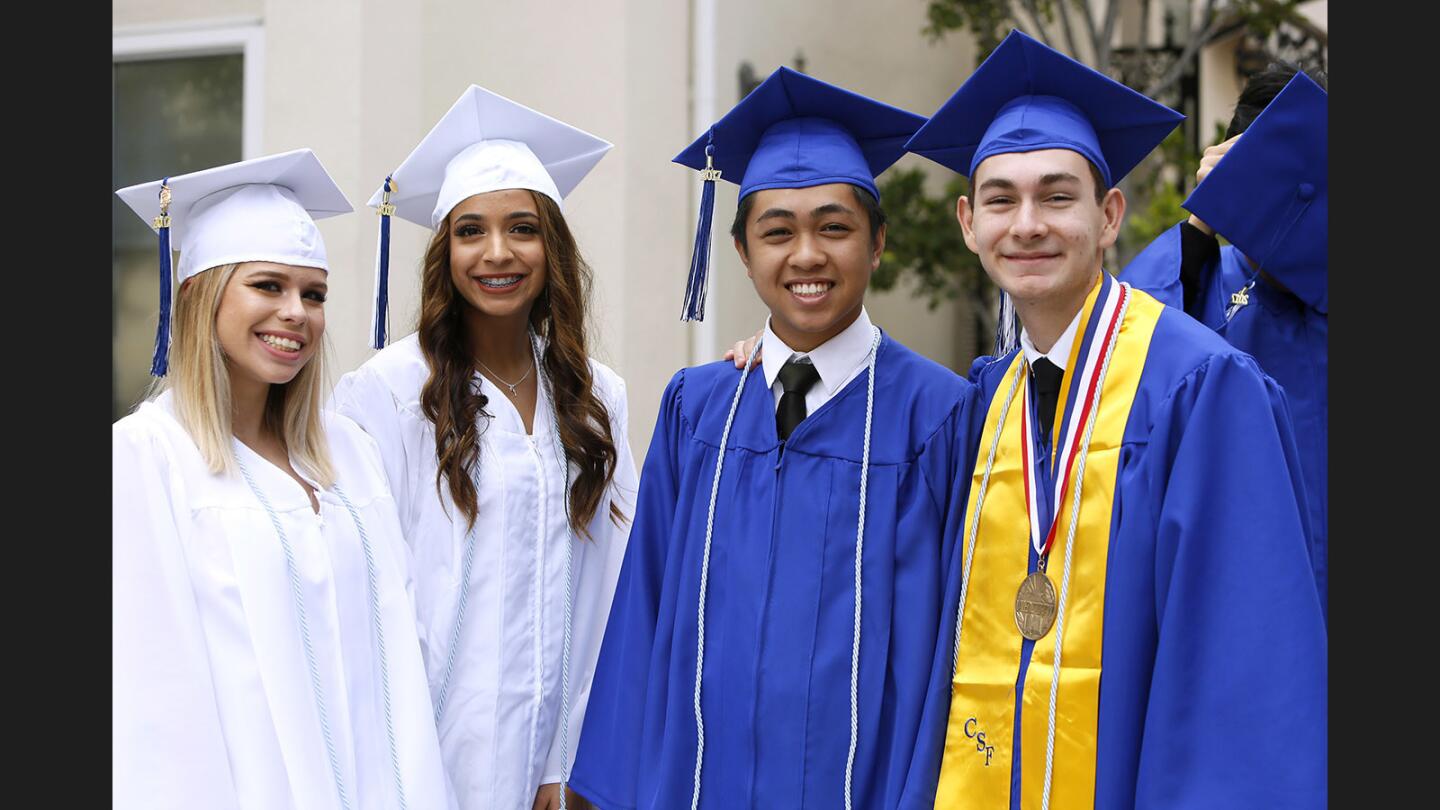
left=905, top=29, right=1184, bottom=187
left=672, top=66, right=926, bottom=320
left=1183, top=71, right=1327, bottom=313
left=364, top=85, right=612, bottom=348
left=115, top=148, right=352, bottom=376
left=906, top=29, right=1183, bottom=356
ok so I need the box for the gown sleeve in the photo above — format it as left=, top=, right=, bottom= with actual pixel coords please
left=1133, top=353, right=1325, bottom=809
left=113, top=420, right=242, bottom=810
left=330, top=369, right=432, bottom=663
left=332, top=365, right=413, bottom=520
left=543, top=374, right=641, bottom=784
left=569, top=371, right=686, bottom=810
left=897, top=385, right=980, bottom=809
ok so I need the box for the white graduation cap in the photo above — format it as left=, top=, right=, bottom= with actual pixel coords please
left=115, top=148, right=352, bottom=376
left=364, top=85, right=612, bottom=348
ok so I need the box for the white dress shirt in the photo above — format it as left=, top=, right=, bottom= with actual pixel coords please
left=1019, top=302, right=1085, bottom=372
left=760, top=307, right=876, bottom=415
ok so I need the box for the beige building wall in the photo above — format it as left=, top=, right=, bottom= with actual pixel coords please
left=1197, top=0, right=1326, bottom=152
left=116, top=0, right=261, bottom=26
left=115, top=0, right=693, bottom=462
left=705, top=0, right=983, bottom=387
left=1198, top=30, right=1244, bottom=145
left=113, top=0, right=985, bottom=464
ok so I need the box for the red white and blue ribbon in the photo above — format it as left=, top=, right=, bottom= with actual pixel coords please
left=1021, top=277, right=1129, bottom=562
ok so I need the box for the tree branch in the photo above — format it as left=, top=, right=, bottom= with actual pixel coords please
left=1008, top=3, right=1026, bottom=32
left=1099, top=0, right=1122, bottom=68
left=1075, top=0, right=1105, bottom=70
left=1018, top=0, right=1054, bottom=47
left=1056, top=0, right=1085, bottom=62
left=1144, top=0, right=1221, bottom=97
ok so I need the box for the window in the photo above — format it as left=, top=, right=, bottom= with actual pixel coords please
left=112, top=21, right=262, bottom=420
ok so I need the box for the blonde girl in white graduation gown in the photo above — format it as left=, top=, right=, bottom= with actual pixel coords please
left=112, top=151, right=456, bottom=810
left=331, top=87, right=637, bottom=810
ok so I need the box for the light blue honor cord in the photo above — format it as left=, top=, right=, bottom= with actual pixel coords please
left=332, top=483, right=407, bottom=810
left=429, top=331, right=579, bottom=809
left=234, top=451, right=352, bottom=810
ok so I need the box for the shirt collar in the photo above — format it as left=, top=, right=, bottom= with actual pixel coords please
left=1019, top=302, right=1084, bottom=372
left=762, top=307, right=874, bottom=393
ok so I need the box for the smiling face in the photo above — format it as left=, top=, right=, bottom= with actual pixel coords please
left=213, top=261, right=327, bottom=390
left=733, top=183, right=884, bottom=353
left=446, top=188, right=548, bottom=328
left=958, top=148, right=1124, bottom=318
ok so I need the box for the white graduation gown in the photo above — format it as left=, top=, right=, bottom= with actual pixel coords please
left=113, top=391, right=457, bottom=810
left=330, top=334, right=637, bottom=810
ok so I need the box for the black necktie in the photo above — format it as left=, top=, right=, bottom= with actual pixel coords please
left=1032, top=357, right=1064, bottom=444
left=776, top=358, right=822, bottom=441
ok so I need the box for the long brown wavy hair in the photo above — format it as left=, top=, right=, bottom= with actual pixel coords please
left=417, top=190, right=622, bottom=537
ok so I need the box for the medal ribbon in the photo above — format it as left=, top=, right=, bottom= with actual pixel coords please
left=1021, top=278, right=1128, bottom=562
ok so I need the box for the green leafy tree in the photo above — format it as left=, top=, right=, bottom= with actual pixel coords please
left=876, top=0, right=1321, bottom=323
left=922, top=0, right=1312, bottom=98
left=872, top=170, right=978, bottom=309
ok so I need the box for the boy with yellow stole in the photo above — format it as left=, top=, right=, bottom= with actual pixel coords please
left=900, top=31, right=1326, bottom=809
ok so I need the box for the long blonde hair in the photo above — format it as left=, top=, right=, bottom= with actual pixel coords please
left=147, top=262, right=335, bottom=487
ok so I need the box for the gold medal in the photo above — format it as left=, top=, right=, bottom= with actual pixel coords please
left=1014, top=570, right=1058, bottom=640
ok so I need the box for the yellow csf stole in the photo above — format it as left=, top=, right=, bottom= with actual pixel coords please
left=934, top=279, right=1163, bottom=810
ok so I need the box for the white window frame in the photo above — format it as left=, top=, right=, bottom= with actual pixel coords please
left=113, top=16, right=265, bottom=160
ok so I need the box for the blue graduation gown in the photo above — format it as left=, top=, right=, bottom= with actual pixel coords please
left=916, top=279, right=1326, bottom=809
left=571, top=334, right=978, bottom=809
left=1122, top=223, right=1327, bottom=617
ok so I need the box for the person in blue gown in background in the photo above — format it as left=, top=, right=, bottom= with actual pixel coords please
left=1120, top=64, right=1329, bottom=618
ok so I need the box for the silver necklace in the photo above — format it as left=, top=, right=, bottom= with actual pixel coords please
left=476, top=355, right=534, bottom=397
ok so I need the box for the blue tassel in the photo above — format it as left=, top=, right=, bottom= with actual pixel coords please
left=150, top=179, right=174, bottom=377
left=372, top=175, right=394, bottom=350
left=682, top=144, right=720, bottom=322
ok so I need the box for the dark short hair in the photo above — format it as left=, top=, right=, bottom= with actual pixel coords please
left=730, top=183, right=887, bottom=251
left=1226, top=61, right=1328, bottom=139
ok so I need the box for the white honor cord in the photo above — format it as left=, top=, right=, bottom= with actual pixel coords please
left=234, top=451, right=352, bottom=810
left=433, top=517, right=479, bottom=724
left=532, top=334, right=578, bottom=810
left=690, top=339, right=761, bottom=810
left=1039, top=286, right=1129, bottom=810
left=842, top=326, right=881, bottom=810
left=950, top=362, right=1026, bottom=678
left=946, top=283, right=1132, bottom=809
left=690, top=328, right=881, bottom=810
left=333, top=483, right=407, bottom=810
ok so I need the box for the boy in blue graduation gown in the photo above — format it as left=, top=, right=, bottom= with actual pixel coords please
left=570, top=68, right=980, bottom=809
left=1121, top=67, right=1329, bottom=617
left=903, top=31, right=1326, bottom=809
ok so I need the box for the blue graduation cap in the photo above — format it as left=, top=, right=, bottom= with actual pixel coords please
left=905, top=29, right=1184, bottom=187
left=1183, top=72, right=1327, bottom=313
left=672, top=66, right=926, bottom=320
